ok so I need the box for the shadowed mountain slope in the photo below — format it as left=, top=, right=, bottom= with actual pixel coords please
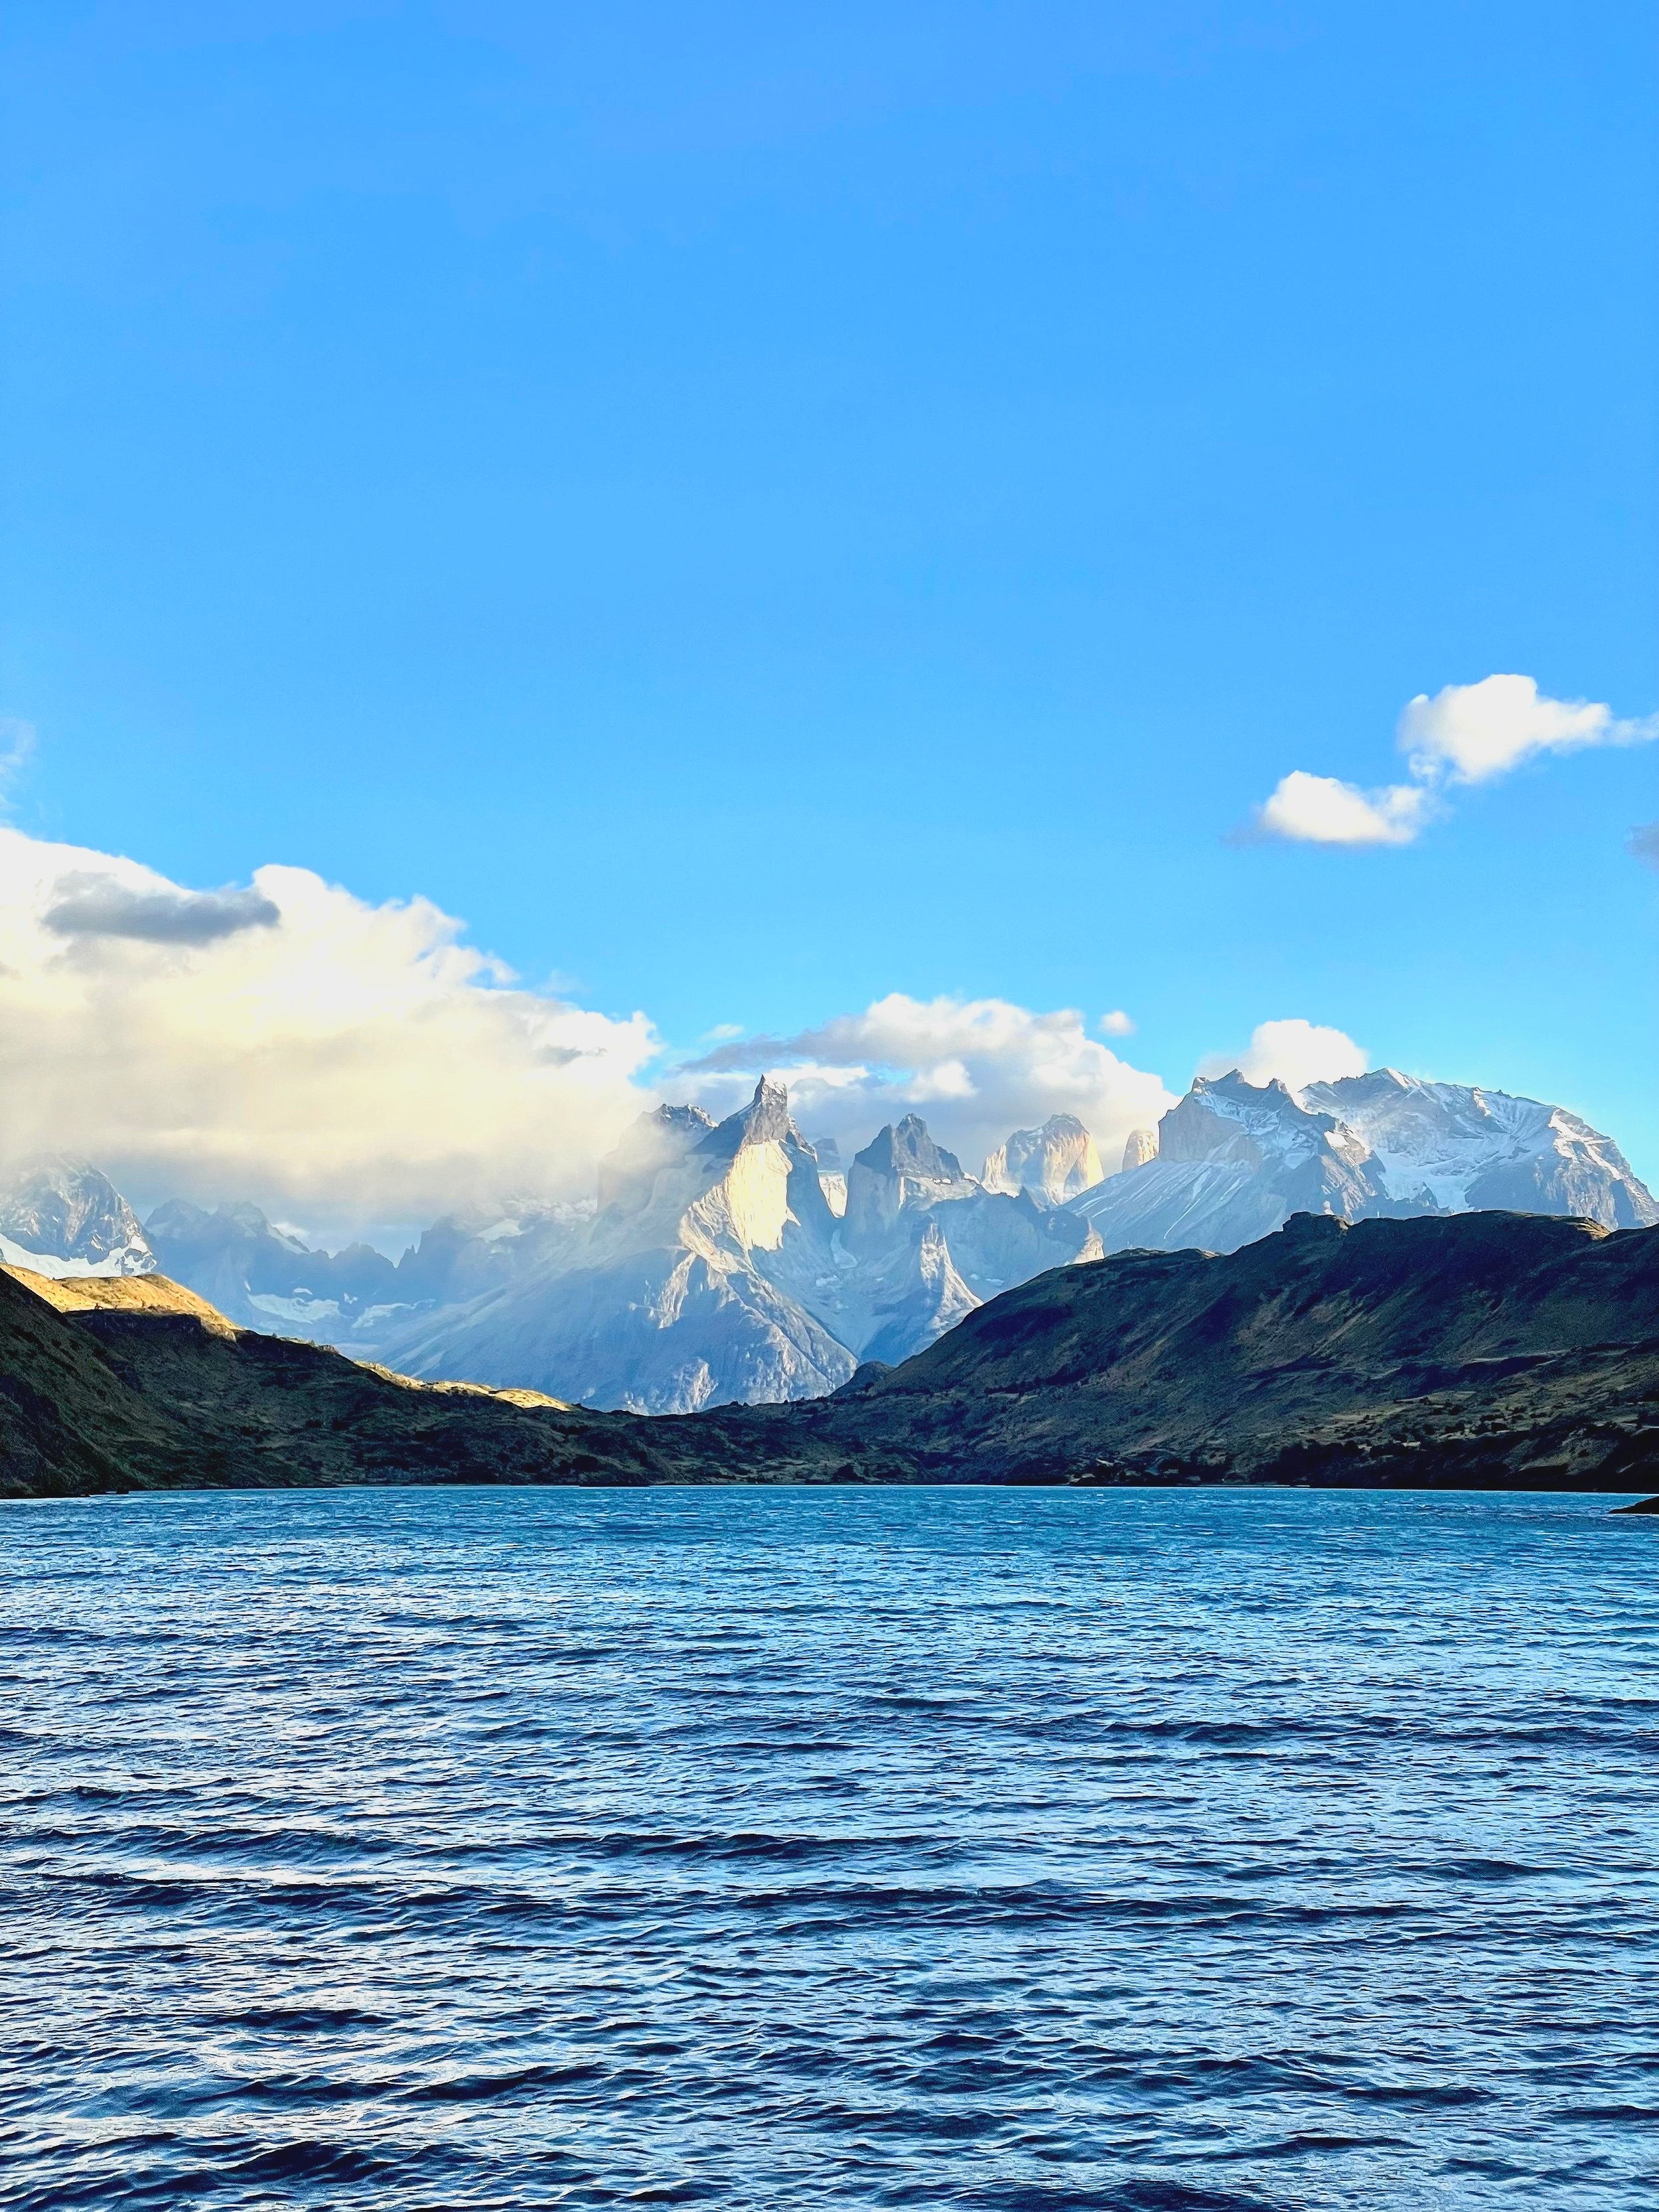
left=0, top=1268, right=721, bottom=1497
left=2, top=1213, right=1655, bottom=1497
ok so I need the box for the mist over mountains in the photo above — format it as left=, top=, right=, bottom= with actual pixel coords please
left=2, top=1061, right=1652, bottom=1415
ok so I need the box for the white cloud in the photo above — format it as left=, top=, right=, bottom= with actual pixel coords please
left=1256, top=771, right=1429, bottom=847
left=1199, top=1018, right=1367, bottom=1093
left=678, top=992, right=1177, bottom=1177
left=1252, top=674, right=1657, bottom=848
left=0, top=827, right=657, bottom=1240
left=1100, top=1009, right=1135, bottom=1036
left=1402, top=674, right=1655, bottom=784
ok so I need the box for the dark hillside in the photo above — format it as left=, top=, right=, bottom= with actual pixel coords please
left=696, top=1212, right=1659, bottom=1490
left=0, top=1268, right=714, bottom=1497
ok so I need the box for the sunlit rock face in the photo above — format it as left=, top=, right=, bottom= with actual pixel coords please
left=1120, top=1128, right=1159, bottom=1173
left=983, top=1115, right=1104, bottom=1204
left=374, top=1080, right=863, bottom=1412
left=1071, top=1068, right=1658, bottom=1258
left=0, top=1157, right=155, bottom=1279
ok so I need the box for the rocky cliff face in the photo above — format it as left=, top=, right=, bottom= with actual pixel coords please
left=0, top=1157, right=155, bottom=1279
left=376, top=1080, right=861, bottom=1412
left=983, top=1114, right=1104, bottom=1203
left=1071, top=1069, right=1657, bottom=1256
left=843, top=1115, right=977, bottom=1244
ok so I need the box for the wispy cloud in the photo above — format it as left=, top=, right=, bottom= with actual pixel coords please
left=1248, top=675, right=1658, bottom=848
left=1629, top=824, right=1659, bottom=871
left=0, top=717, right=36, bottom=804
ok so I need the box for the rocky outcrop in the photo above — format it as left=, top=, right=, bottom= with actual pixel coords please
left=983, top=1115, right=1104, bottom=1203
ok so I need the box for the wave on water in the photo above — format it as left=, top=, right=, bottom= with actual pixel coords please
left=1, top=1484, right=1656, bottom=2209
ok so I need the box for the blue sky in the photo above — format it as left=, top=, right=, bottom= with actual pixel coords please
left=3, top=1, right=1656, bottom=1199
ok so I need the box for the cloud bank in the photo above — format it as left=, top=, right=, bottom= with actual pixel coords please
left=1252, top=675, right=1658, bottom=848
left=0, top=828, right=656, bottom=1238
left=678, top=993, right=1177, bottom=1177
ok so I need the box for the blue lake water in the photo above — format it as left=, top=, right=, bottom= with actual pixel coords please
left=2, top=1484, right=1657, bottom=2210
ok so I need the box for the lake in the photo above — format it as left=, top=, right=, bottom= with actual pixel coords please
left=3, top=1484, right=1656, bottom=2209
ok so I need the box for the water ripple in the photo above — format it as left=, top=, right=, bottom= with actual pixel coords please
left=1, top=1484, right=1656, bottom=2208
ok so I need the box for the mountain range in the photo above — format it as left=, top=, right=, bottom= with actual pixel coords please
left=1, top=1065, right=1652, bottom=1413
left=3, top=1207, right=1654, bottom=1497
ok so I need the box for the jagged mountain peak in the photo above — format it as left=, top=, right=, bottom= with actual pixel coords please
left=854, top=1113, right=966, bottom=1184
left=1072, top=1065, right=1658, bottom=1258
left=0, top=1155, right=155, bottom=1278
left=701, top=1074, right=796, bottom=1159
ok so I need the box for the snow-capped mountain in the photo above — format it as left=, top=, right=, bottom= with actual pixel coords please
left=1300, top=1070, right=1656, bottom=1222
left=1070, top=1069, right=1657, bottom=1256
left=0, top=1157, right=156, bottom=1278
